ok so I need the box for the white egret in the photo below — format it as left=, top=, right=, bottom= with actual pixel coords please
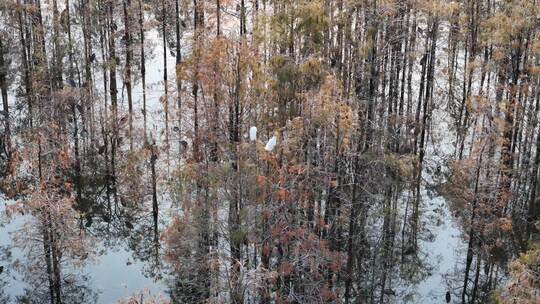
left=249, top=126, right=257, bottom=141
left=265, top=136, right=277, bottom=151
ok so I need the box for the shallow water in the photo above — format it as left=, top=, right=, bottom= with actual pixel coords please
left=0, top=187, right=468, bottom=304
left=0, top=197, right=168, bottom=303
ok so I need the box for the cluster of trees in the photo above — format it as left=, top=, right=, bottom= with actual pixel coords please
left=0, top=0, right=540, bottom=303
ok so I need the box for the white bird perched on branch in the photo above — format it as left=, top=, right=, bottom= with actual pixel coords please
left=249, top=126, right=257, bottom=141
left=265, top=136, right=277, bottom=151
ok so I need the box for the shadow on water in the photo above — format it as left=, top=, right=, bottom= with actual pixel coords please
left=0, top=167, right=168, bottom=303
left=0, top=168, right=473, bottom=304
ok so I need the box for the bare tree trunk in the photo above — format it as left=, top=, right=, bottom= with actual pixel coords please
left=138, top=0, right=147, bottom=139
left=175, top=0, right=183, bottom=156
left=161, top=0, right=169, bottom=162
left=107, top=0, right=119, bottom=201
left=123, top=0, right=134, bottom=149
left=17, top=0, right=33, bottom=127
left=0, top=39, right=10, bottom=162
